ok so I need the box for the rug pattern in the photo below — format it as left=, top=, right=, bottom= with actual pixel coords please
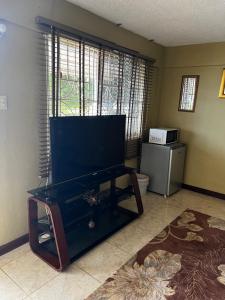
left=86, top=209, right=225, bottom=300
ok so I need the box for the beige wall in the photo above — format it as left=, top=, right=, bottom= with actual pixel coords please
left=0, top=0, right=164, bottom=245
left=158, top=42, right=225, bottom=194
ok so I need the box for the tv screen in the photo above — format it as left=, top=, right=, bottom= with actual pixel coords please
left=50, top=115, right=126, bottom=183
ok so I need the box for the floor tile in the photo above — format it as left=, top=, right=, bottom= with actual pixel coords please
left=0, top=243, right=30, bottom=268
left=107, top=220, right=153, bottom=255
left=118, top=196, right=140, bottom=212
left=2, top=251, right=58, bottom=294
left=136, top=201, right=185, bottom=234
left=0, top=269, right=26, bottom=300
left=179, top=190, right=225, bottom=220
left=30, top=265, right=100, bottom=300
left=76, top=241, right=130, bottom=283
left=120, top=192, right=163, bottom=209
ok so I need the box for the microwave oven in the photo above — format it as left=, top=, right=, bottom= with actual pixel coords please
left=149, top=128, right=179, bottom=145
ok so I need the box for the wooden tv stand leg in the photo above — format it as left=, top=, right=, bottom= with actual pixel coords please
left=129, top=171, right=144, bottom=216
left=28, top=197, right=70, bottom=271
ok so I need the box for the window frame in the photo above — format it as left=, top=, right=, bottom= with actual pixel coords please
left=178, top=75, right=200, bottom=112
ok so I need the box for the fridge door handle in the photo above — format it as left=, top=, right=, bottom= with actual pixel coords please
left=166, top=151, right=172, bottom=196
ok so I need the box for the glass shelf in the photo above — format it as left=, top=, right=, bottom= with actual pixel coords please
left=28, top=165, right=132, bottom=203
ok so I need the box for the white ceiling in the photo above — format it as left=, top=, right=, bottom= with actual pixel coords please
left=67, top=0, right=225, bottom=47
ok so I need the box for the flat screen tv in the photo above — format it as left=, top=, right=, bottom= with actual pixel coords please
left=50, top=115, right=126, bottom=183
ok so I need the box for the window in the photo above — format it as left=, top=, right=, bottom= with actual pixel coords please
left=47, top=36, right=150, bottom=137
left=39, top=28, right=154, bottom=178
left=178, top=75, right=199, bottom=112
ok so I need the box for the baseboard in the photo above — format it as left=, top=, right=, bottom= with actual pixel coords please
left=182, top=184, right=225, bottom=200
left=0, top=234, right=29, bottom=256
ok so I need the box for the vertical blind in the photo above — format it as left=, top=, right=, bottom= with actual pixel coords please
left=38, top=23, right=155, bottom=179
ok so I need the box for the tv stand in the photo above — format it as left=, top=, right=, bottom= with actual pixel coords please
left=28, top=166, right=143, bottom=271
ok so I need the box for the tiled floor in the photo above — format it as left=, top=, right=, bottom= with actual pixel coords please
left=1, top=189, right=225, bottom=300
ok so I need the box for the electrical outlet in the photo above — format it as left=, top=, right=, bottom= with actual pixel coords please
left=0, top=96, right=7, bottom=111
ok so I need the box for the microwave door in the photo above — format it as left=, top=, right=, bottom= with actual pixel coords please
left=166, top=130, right=178, bottom=144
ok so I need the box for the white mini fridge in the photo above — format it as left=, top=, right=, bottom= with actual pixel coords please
left=140, top=143, right=186, bottom=197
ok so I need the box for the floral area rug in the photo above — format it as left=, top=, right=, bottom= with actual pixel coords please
left=86, top=209, right=225, bottom=300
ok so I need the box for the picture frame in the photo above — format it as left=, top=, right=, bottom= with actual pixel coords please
left=218, top=69, right=225, bottom=99
left=178, top=75, right=199, bottom=112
